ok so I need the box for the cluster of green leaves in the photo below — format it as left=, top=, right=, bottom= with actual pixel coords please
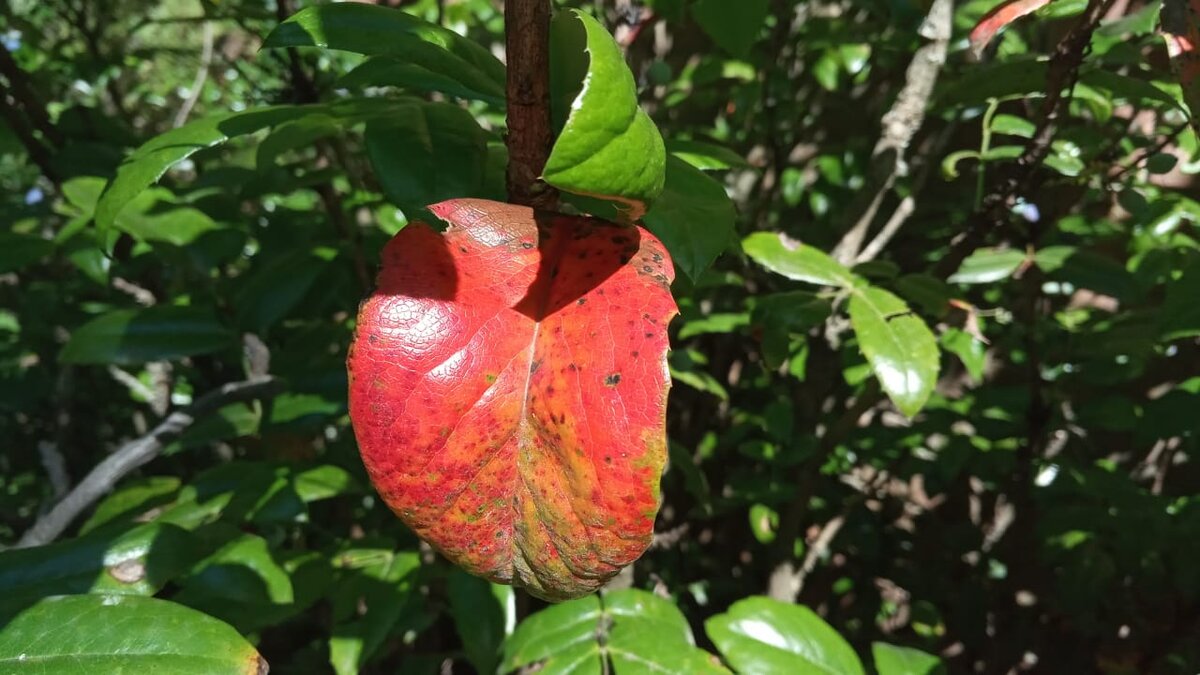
left=3, top=0, right=1200, bottom=673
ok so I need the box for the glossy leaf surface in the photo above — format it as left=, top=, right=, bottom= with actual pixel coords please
left=848, top=287, right=940, bottom=418
left=0, top=595, right=266, bottom=674
left=348, top=199, right=676, bottom=600
left=705, top=596, right=865, bottom=675
left=642, top=155, right=736, bottom=282
left=545, top=10, right=666, bottom=220
left=872, top=642, right=945, bottom=675
left=743, top=232, right=859, bottom=289
left=501, top=589, right=727, bottom=674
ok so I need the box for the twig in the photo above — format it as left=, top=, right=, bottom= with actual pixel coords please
left=173, top=20, right=215, bottom=128
left=504, top=0, right=556, bottom=209
left=17, top=377, right=284, bottom=548
left=0, top=82, right=59, bottom=185
left=830, top=0, right=952, bottom=264
left=934, top=0, right=1116, bottom=279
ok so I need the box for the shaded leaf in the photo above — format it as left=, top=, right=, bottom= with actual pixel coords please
left=667, top=139, right=751, bottom=170
left=449, top=569, right=514, bottom=675
left=341, top=50, right=505, bottom=106
left=349, top=199, right=676, bottom=601
left=95, top=106, right=304, bottom=230
left=264, top=2, right=504, bottom=85
left=642, top=155, right=736, bottom=282
left=0, top=522, right=198, bottom=604
left=61, top=306, right=236, bottom=365
left=364, top=102, right=489, bottom=209
left=0, top=233, right=53, bottom=273
left=691, top=0, right=769, bottom=57
left=1163, top=256, right=1200, bottom=340
left=79, top=477, right=182, bottom=533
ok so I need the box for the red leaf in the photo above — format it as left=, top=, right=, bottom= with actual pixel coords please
left=1163, top=0, right=1200, bottom=131
left=969, top=0, right=1055, bottom=56
left=347, top=199, right=677, bottom=601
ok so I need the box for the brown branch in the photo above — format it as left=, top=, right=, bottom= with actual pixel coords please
left=17, top=377, right=284, bottom=548
left=504, top=0, right=556, bottom=208
left=830, top=0, right=952, bottom=264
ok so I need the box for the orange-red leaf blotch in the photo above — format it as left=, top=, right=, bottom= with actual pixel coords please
left=347, top=199, right=677, bottom=601
left=969, top=0, right=1054, bottom=56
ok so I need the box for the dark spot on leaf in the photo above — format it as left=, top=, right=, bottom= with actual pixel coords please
left=642, top=265, right=653, bottom=273
left=530, top=359, right=542, bottom=374
left=645, top=332, right=654, bottom=338
left=568, top=363, right=578, bottom=371
left=521, top=241, right=534, bottom=249
left=631, top=351, right=639, bottom=358
left=605, top=456, right=613, bottom=464
left=605, top=373, right=622, bottom=386
left=577, top=297, right=587, bottom=306
left=459, top=245, right=468, bottom=253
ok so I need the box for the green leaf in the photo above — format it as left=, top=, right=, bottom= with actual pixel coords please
left=0, top=233, right=53, bottom=273
left=341, top=51, right=506, bottom=106
left=941, top=327, right=987, bottom=384
left=116, top=206, right=224, bottom=247
left=752, top=292, right=833, bottom=369
left=743, top=232, right=859, bottom=288
left=0, top=595, right=266, bottom=674
left=172, top=533, right=295, bottom=632
left=872, top=642, right=945, bottom=675
left=1163, top=257, right=1200, bottom=340
left=79, top=477, right=182, bottom=534
left=848, top=287, right=940, bottom=417
left=61, top=306, right=235, bottom=365
left=545, top=10, right=666, bottom=220
left=263, top=2, right=504, bottom=85
left=989, top=114, right=1036, bottom=138
left=503, top=589, right=727, bottom=675
left=330, top=549, right=424, bottom=675
left=0, top=522, right=198, bottom=604
left=691, top=0, right=769, bottom=57
left=449, top=569, right=513, bottom=675
left=937, top=60, right=1048, bottom=108
left=948, top=249, right=1027, bottom=284
left=365, top=102, right=489, bottom=208
left=705, top=596, right=865, bottom=675
left=502, top=595, right=602, bottom=673
left=95, top=106, right=304, bottom=230
left=643, top=155, right=736, bottom=282
left=667, top=139, right=751, bottom=170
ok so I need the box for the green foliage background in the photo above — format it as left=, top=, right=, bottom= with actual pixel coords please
left=2, top=0, right=1199, bottom=673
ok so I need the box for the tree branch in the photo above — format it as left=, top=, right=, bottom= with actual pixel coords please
left=505, top=0, right=556, bottom=208
left=830, top=0, right=951, bottom=264
left=17, top=377, right=284, bottom=548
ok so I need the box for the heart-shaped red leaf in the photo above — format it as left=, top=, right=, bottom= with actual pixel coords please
left=348, top=199, right=676, bottom=600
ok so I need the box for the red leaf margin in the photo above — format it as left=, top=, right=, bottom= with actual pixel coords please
left=969, top=0, right=1056, bottom=56
left=347, top=198, right=677, bottom=601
